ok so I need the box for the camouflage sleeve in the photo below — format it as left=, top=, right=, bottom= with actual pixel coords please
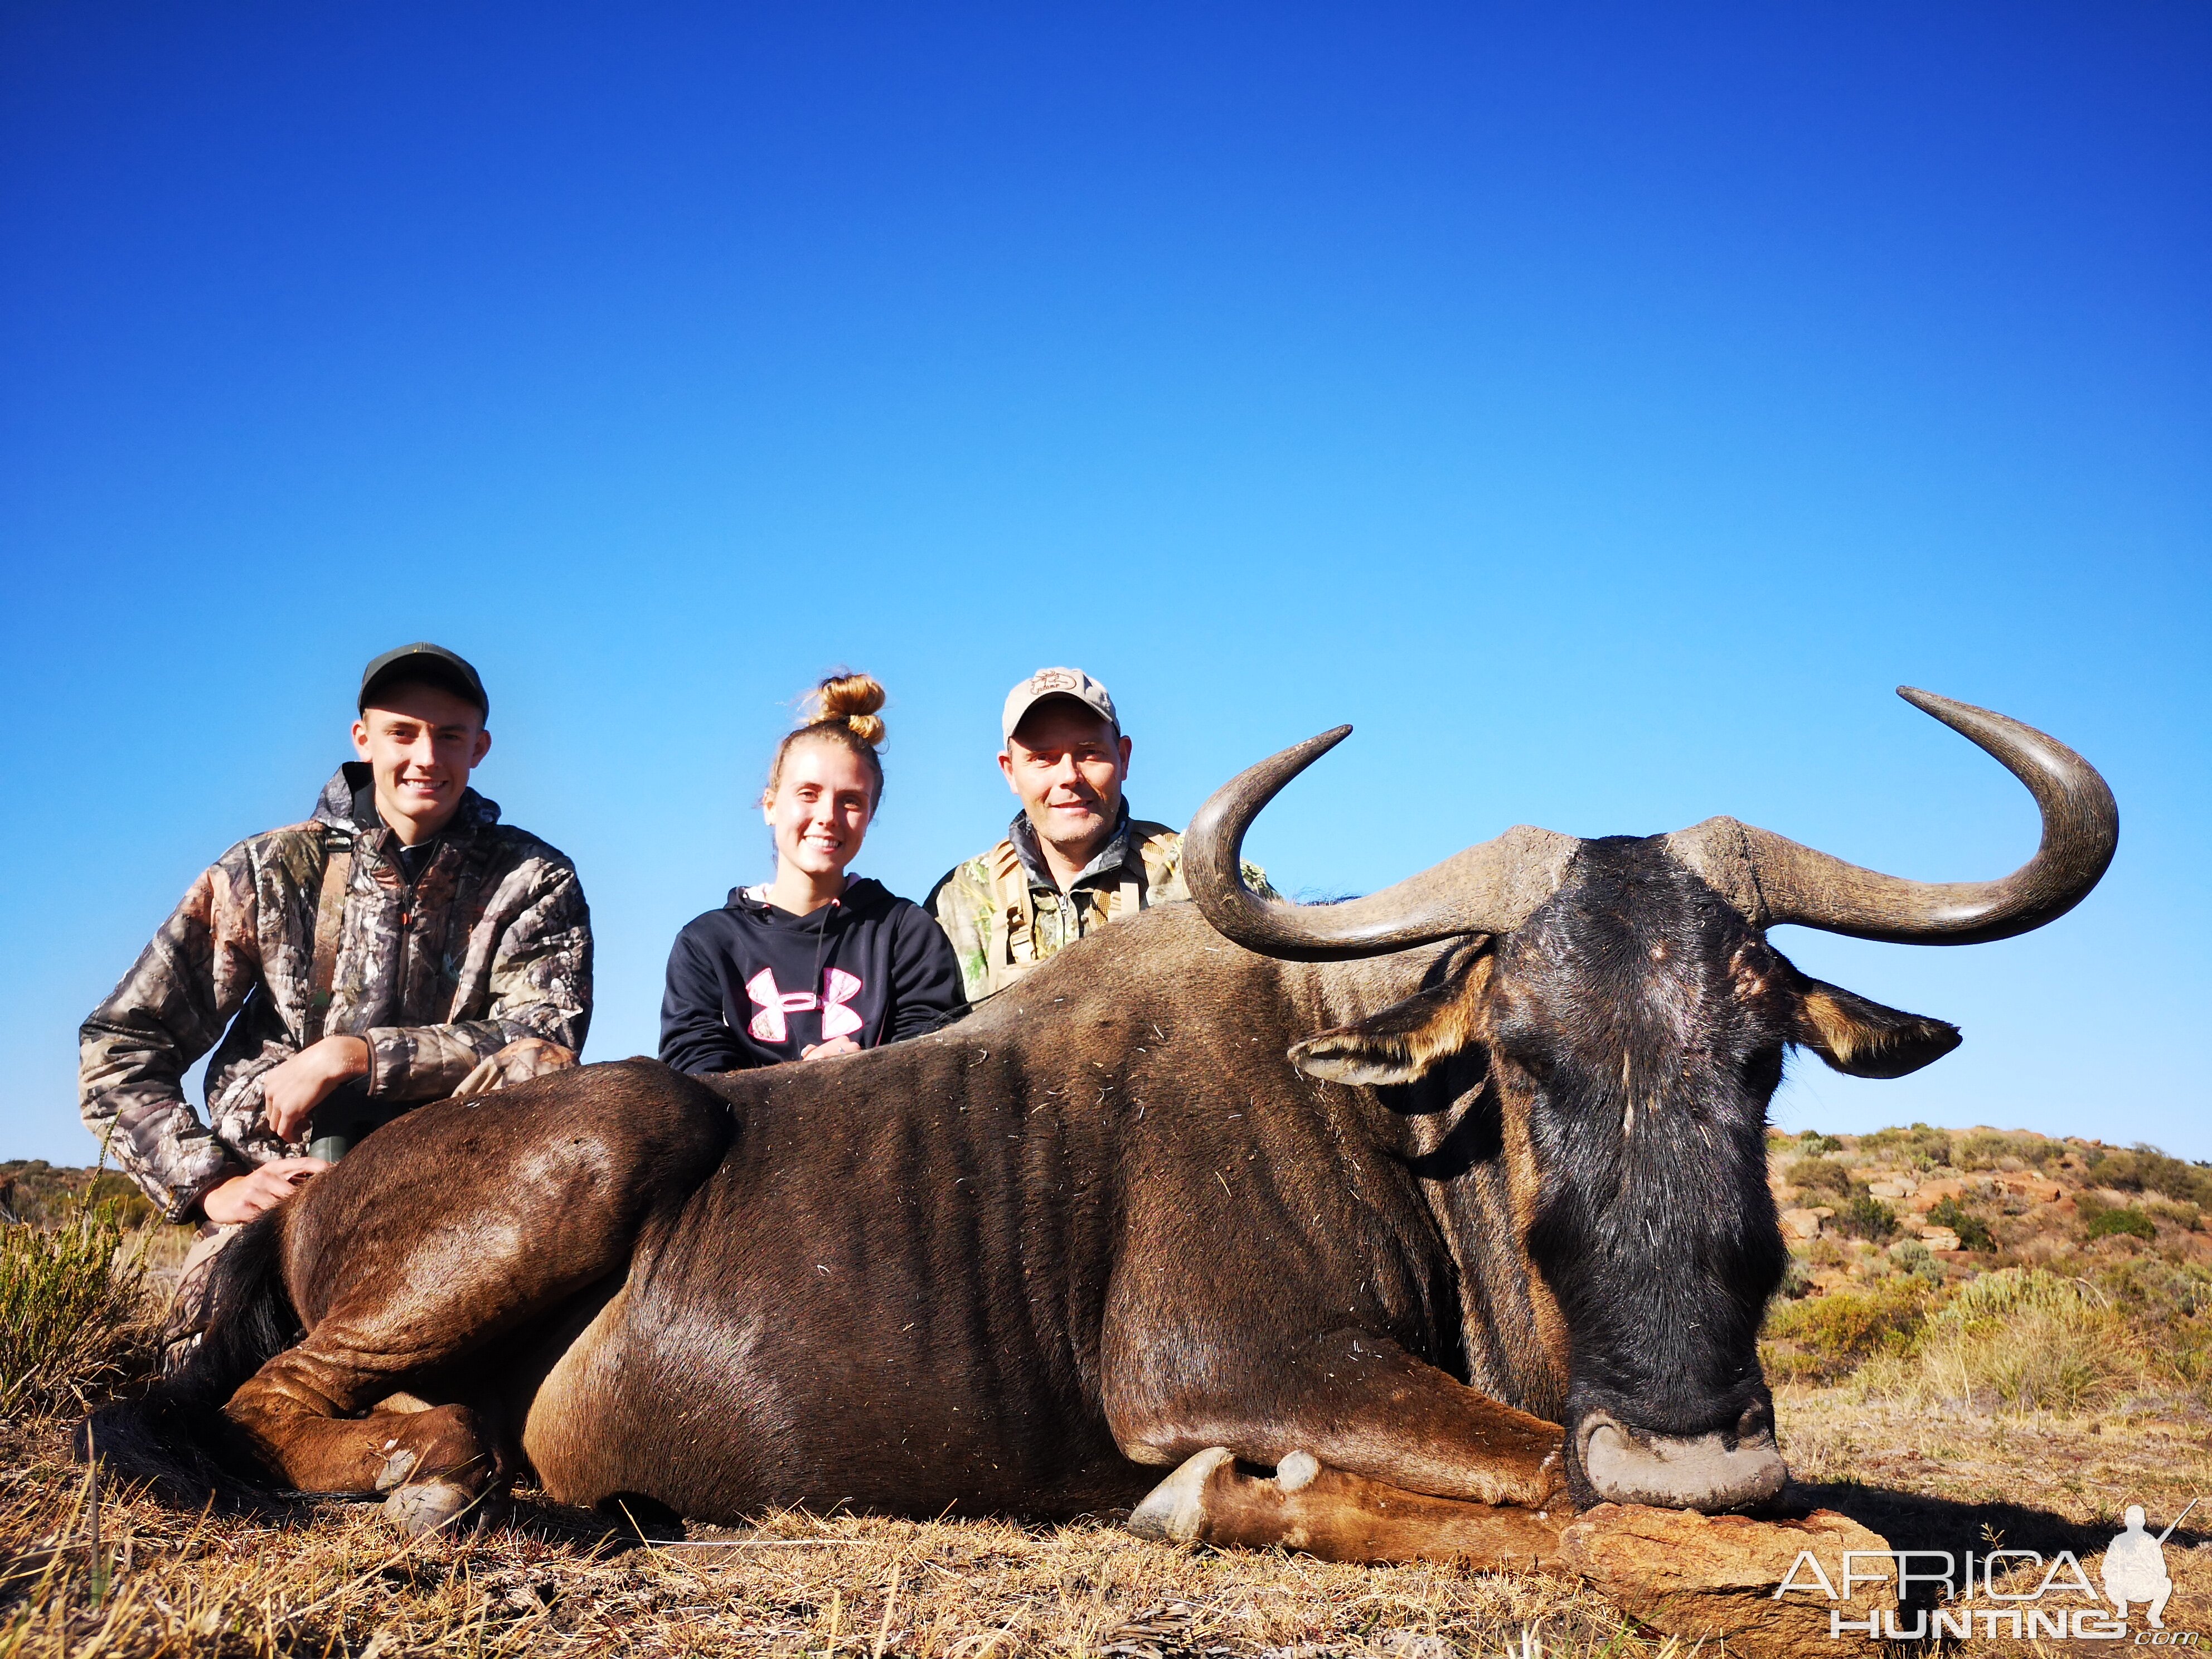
left=363, top=859, right=593, bottom=1102
left=1243, top=861, right=1279, bottom=901
left=926, top=860, right=998, bottom=1006
left=78, top=847, right=263, bottom=1219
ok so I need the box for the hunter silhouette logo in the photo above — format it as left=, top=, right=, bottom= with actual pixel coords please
left=2106, top=1501, right=2191, bottom=1629
left=1779, top=1497, right=2201, bottom=1642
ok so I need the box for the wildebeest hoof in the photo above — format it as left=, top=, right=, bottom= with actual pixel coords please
left=1128, top=1445, right=1236, bottom=1543
left=382, top=1480, right=480, bottom=1536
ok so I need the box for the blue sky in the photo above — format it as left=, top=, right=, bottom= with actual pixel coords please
left=3, top=3, right=2206, bottom=1164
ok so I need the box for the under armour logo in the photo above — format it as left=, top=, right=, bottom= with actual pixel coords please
left=745, top=967, right=864, bottom=1044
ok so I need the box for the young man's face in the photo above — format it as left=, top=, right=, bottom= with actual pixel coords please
left=351, top=682, right=492, bottom=843
left=1000, top=701, right=1132, bottom=862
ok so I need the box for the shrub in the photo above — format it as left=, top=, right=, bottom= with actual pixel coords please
left=1924, top=1196, right=1995, bottom=1253
left=2086, top=1206, right=2157, bottom=1243
left=1794, top=1132, right=1842, bottom=1157
left=1764, top=1282, right=1927, bottom=1383
left=2094, top=1146, right=2212, bottom=1210
left=1898, top=1269, right=2141, bottom=1413
left=1834, top=1191, right=1899, bottom=1243
left=0, top=1160, right=156, bottom=1227
left=1860, top=1124, right=1954, bottom=1170
left=1788, top=1158, right=1852, bottom=1197
left=2147, top=1199, right=2203, bottom=1233
left=0, top=1200, right=160, bottom=1417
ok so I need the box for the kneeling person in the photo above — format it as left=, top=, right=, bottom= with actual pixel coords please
left=929, top=666, right=1270, bottom=1002
left=79, top=646, right=593, bottom=1348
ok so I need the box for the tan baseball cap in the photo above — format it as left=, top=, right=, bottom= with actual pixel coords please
left=1002, top=666, right=1119, bottom=743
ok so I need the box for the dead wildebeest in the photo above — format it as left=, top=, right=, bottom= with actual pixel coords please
left=91, top=688, right=2113, bottom=1562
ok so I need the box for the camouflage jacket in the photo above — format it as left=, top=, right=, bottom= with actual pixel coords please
left=79, top=764, right=593, bottom=1220
left=927, top=807, right=1272, bottom=1003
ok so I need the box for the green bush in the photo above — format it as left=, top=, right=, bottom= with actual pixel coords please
left=2092, top=1146, right=2212, bottom=1211
left=1794, top=1132, right=1843, bottom=1157
left=1924, top=1196, right=1995, bottom=1253
left=2086, top=1206, right=2157, bottom=1243
left=1789, top=1158, right=1852, bottom=1197
left=0, top=1160, right=156, bottom=1227
left=1835, top=1191, right=1900, bottom=1242
left=1953, top=1129, right=2065, bottom=1173
left=1764, top=1282, right=1927, bottom=1383
left=1860, top=1124, right=1954, bottom=1170
left=0, top=1201, right=159, bottom=1417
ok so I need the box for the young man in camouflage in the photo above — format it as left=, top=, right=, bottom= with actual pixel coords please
left=80, top=644, right=591, bottom=1346
left=929, top=667, right=1271, bottom=1002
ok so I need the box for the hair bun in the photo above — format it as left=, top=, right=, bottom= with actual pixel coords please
left=806, top=672, right=887, bottom=747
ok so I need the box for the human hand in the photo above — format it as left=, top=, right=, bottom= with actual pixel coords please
left=799, top=1036, right=862, bottom=1061
left=262, top=1035, right=371, bottom=1141
left=201, top=1156, right=332, bottom=1225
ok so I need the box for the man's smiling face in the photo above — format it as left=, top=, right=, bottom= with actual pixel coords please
left=1000, top=699, right=1132, bottom=866
left=352, top=682, right=492, bottom=844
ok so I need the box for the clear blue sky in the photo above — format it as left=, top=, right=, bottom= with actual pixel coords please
left=3, top=3, right=2205, bottom=1165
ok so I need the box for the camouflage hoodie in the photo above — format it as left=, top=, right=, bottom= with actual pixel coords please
left=79, top=764, right=592, bottom=1220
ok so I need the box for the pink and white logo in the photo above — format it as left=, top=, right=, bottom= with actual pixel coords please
left=745, top=967, right=864, bottom=1044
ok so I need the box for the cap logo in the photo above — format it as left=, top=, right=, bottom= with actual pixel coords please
left=1030, top=670, right=1080, bottom=694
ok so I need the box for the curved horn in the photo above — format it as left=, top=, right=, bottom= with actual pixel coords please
left=1185, top=726, right=1579, bottom=961
left=1665, top=688, right=2118, bottom=945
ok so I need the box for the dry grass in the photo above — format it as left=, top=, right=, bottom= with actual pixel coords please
left=1, top=1417, right=1651, bottom=1658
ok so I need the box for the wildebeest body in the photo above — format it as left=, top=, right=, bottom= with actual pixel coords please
left=266, top=910, right=1528, bottom=1521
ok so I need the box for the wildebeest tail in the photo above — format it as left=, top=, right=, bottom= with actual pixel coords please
left=76, top=1209, right=302, bottom=1503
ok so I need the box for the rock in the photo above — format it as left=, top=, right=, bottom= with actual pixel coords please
left=1810, top=1205, right=1836, bottom=1220
left=1561, top=1503, right=1896, bottom=1659
left=1780, top=1208, right=1823, bottom=1241
left=1866, top=1178, right=1914, bottom=1200
left=1993, top=1172, right=2063, bottom=1203
left=1907, top=1177, right=1964, bottom=1213
left=1919, top=1226, right=1962, bottom=1253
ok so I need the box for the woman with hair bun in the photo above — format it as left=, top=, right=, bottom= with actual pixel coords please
left=659, top=673, right=966, bottom=1074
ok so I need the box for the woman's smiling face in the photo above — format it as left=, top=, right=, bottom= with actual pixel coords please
left=764, top=736, right=877, bottom=880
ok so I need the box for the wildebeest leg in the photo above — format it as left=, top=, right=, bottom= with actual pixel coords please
left=220, top=1064, right=731, bottom=1522
left=1129, top=1447, right=1566, bottom=1568
left=1105, top=1328, right=1566, bottom=1509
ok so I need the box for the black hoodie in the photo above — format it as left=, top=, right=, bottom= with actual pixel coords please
left=659, top=879, right=966, bottom=1074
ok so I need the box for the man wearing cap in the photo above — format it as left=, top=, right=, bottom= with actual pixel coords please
left=80, top=645, right=591, bottom=1348
left=928, top=667, right=1272, bottom=1002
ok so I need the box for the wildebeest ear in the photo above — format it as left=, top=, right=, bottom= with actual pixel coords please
left=1289, top=953, right=1491, bottom=1086
left=1792, top=978, right=1961, bottom=1079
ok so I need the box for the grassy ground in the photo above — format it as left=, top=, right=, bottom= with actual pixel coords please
left=6, top=1129, right=2212, bottom=1655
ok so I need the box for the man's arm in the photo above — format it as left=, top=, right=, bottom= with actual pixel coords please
left=926, top=860, right=998, bottom=1005
left=658, top=924, right=748, bottom=1075
left=78, top=851, right=263, bottom=1220
left=358, top=860, right=594, bottom=1102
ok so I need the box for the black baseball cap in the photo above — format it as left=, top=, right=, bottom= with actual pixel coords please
left=358, top=643, right=489, bottom=718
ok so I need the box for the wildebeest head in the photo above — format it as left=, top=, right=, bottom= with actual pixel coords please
left=1185, top=689, right=2117, bottom=1514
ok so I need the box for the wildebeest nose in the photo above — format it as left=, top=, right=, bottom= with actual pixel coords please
left=1577, top=1409, right=1788, bottom=1514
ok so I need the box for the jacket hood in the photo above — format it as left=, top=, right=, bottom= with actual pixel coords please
left=311, top=762, right=502, bottom=838
left=724, top=876, right=895, bottom=929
